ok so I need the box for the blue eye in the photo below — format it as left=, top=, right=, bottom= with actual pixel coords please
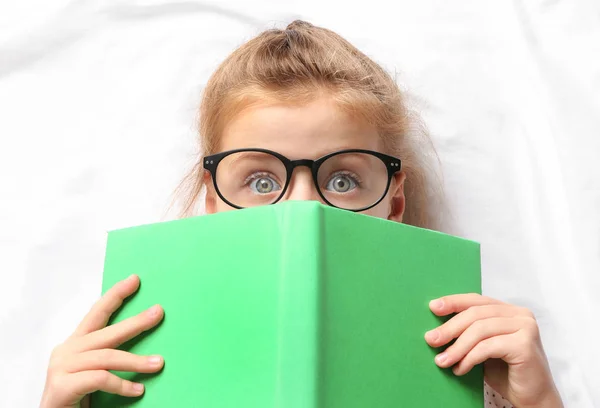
left=325, top=173, right=357, bottom=193
left=249, top=175, right=282, bottom=194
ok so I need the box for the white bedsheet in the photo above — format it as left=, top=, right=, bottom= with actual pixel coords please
left=0, top=1, right=598, bottom=406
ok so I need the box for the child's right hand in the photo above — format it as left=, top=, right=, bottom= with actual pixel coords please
left=40, top=274, right=164, bottom=408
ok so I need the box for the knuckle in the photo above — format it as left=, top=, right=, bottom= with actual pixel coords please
left=465, top=305, right=483, bottom=320
left=96, top=349, right=114, bottom=364
left=49, top=346, right=69, bottom=370
left=519, top=306, right=536, bottom=320
left=121, top=380, right=134, bottom=394
left=460, top=352, right=474, bottom=368
left=92, top=370, right=111, bottom=386
left=50, top=343, right=66, bottom=358
left=470, top=318, right=487, bottom=336
left=96, top=310, right=112, bottom=326
left=107, top=280, right=125, bottom=295
left=107, top=287, right=125, bottom=303
left=87, top=301, right=100, bottom=315
left=470, top=337, right=497, bottom=355
left=466, top=293, right=483, bottom=304
left=47, top=357, right=63, bottom=373
left=89, top=298, right=106, bottom=315
left=114, top=277, right=135, bottom=296
left=47, top=372, right=67, bottom=392
left=476, top=338, right=493, bottom=356
left=517, top=329, right=536, bottom=351
left=481, top=294, right=498, bottom=303
left=523, top=317, right=541, bottom=338
left=103, top=286, right=126, bottom=306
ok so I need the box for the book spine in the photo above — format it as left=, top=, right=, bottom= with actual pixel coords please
left=273, top=202, right=323, bottom=408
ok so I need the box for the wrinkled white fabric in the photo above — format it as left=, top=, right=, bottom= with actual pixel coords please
left=0, top=1, right=598, bottom=407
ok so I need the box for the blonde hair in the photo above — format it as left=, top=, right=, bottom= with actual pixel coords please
left=176, top=20, right=443, bottom=229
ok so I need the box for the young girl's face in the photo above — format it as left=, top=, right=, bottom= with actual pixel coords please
left=205, top=97, right=406, bottom=221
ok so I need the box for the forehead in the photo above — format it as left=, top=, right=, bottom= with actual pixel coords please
left=219, top=97, right=382, bottom=159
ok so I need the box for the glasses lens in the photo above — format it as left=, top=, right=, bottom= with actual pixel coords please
left=215, top=151, right=287, bottom=208
left=317, top=152, right=389, bottom=210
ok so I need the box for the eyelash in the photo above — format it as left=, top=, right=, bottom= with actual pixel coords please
left=242, top=170, right=362, bottom=187
left=326, top=170, right=362, bottom=186
left=243, top=172, right=279, bottom=185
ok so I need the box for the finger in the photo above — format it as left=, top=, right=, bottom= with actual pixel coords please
left=429, top=293, right=504, bottom=316
left=69, top=370, right=145, bottom=399
left=75, top=304, right=163, bottom=352
left=425, top=304, right=522, bottom=347
left=65, top=349, right=164, bottom=374
left=450, top=334, right=513, bottom=376
left=433, top=317, right=521, bottom=368
left=454, top=316, right=543, bottom=376
left=73, top=274, right=141, bottom=337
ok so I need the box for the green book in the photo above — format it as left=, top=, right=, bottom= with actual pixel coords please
left=92, top=201, right=482, bottom=407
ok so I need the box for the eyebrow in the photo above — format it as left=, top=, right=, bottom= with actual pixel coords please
left=321, top=152, right=376, bottom=169
left=223, top=151, right=381, bottom=175
left=226, top=151, right=277, bottom=166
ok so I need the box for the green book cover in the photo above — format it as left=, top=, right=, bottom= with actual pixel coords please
left=92, top=201, right=483, bottom=407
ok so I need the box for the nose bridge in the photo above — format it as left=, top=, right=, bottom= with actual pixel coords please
left=285, top=160, right=320, bottom=202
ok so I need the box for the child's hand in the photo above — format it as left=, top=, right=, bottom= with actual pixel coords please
left=424, top=294, right=563, bottom=408
left=40, top=275, right=164, bottom=408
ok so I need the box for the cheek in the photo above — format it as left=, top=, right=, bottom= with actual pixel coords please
left=215, top=198, right=237, bottom=213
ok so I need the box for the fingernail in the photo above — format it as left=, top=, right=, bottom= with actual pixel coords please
left=133, top=382, right=144, bottom=394
left=148, top=355, right=163, bottom=365
left=435, top=352, right=448, bottom=365
left=126, top=274, right=138, bottom=282
left=148, top=305, right=161, bottom=317
left=430, top=299, right=444, bottom=310
left=425, top=330, right=439, bottom=342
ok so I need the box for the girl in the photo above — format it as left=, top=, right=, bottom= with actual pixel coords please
left=40, top=20, right=563, bottom=408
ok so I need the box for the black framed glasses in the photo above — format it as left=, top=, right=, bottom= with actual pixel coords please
left=203, top=148, right=402, bottom=212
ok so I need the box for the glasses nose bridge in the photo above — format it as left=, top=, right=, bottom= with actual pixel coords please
left=284, top=158, right=321, bottom=202
left=288, top=158, right=316, bottom=173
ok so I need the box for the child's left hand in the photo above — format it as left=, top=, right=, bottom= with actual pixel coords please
left=424, top=294, right=563, bottom=408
